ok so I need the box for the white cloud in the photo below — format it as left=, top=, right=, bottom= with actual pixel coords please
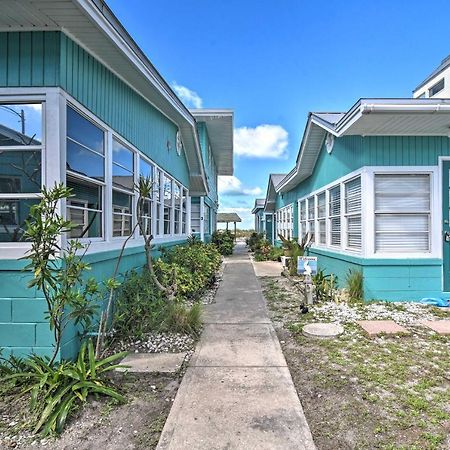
left=218, top=176, right=262, bottom=196
left=172, top=82, right=203, bottom=109
left=234, top=124, right=288, bottom=159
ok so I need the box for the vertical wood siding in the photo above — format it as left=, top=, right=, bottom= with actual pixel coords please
left=278, top=135, right=450, bottom=208
left=59, top=34, right=190, bottom=187
left=0, top=31, right=191, bottom=187
left=0, top=31, right=60, bottom=87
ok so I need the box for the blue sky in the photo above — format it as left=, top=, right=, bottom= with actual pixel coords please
left=108, top=0, right=450, bottom=228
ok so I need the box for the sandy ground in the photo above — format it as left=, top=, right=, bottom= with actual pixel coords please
left=262, top=276, right=450, bottom=450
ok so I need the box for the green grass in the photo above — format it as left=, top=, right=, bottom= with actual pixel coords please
left=262, top=277, right=450, bottom=450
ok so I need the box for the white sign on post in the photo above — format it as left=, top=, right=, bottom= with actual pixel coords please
left=297, top=256, right=318, bottom=276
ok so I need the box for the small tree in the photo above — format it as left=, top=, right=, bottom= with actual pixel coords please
left=24, top=184, right=99, bottom=365
left=94, top=175, right=177, bottom=357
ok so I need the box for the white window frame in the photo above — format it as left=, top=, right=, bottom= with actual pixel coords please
left=344, top=176, right=362, bottom=252
left=0, top=97, right=45, bottom=247
left=365, top=166, right=439, bottom=259
left=63, top=93, right=190, bottom=250
left=316, top=191, right=326, bottom=246
left=0, top=87, right=192, bottom=258
left=275, top=204, right=293, bottom=239
left=295, top=166, right=440, bottom=259
left=66, top=103, right=107, bottom=242
left=111, top=137, right=135, bottom=239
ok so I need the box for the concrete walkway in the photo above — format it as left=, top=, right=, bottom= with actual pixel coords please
left=157, top=243, right=316, bottom=450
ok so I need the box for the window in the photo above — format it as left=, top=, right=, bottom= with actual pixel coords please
left=299, top=200, right=307, bottom=239
left=307, top=196, right=315, bottom=241
left=139, top=157, right=153, bottom=236
left=182, top=189, right=187, bottom=234
left=112, top=139, right=134, bottom=237
left=317, top=192, right=326, bottom=244
left=191, top=201, right=200, bottom=233
left=112, top=190, right=132, bottom=237
left=374, top=174, right=431, bottom=252
left=154, top=169, right=162, bottom=235
left=66, top=106, right=105, bottom=239
left=429, top=78, right=444, bottom=97
left=204, top=204, right=211, bottom=235
left=328, top=185, right=341, bottom=246
left=276, top=204, right=293, bottom=239
left=163, top=175, right=172, bottom=235
left=0, top=103, right=43, bottom=242
left=345, top=177, right=361, bottom=250
left=174, top=183, right=181, bottom=234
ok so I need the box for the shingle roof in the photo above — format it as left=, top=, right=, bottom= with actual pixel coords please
left=217, top=213, right=242, bottom=223
left=312, top=112, right=346, bottom=127
left=270, top=174, right=286, bottom=189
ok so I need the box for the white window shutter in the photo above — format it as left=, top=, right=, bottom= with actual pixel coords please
left=374, top=174, right=431, bottom=253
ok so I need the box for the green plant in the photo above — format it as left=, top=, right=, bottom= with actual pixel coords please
left=246, top=232, right=265, bottom=252
left=312, top=269, right=338, bottom=302
left=212, top=230, right=234, bottom=255
left=278, top=234, right=313, bottom=276
left=111, top=269, right=167, bottom=340
left=162, top=302, right=202, bottom=334
left=23, top=184, right=100, bottom=364
left=268, top=246, right=284, bottom=261
left=110, top=241, right=220, bottom=340
left=2, top=340, right=126, bottom=436
left=346, top=269, right=364, bottom=303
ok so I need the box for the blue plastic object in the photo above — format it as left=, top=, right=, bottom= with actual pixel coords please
left=420, top=298, right=450, bottom=307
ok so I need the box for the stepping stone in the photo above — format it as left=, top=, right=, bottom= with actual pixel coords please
left=302, top=322, right=344, bottom=338
left=421, top=320, right=450, bottom=335
left=357, top=320, right=410, bottom=338
left=116, top=352, right=187, bottom=373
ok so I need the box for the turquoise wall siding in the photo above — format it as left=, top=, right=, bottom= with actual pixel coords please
left=59, top=34, right=191, bottom=188
left=0, top=31, right=60, bottom=87
left=273, top=134, right=450, bottom=301
left=278, top=135, right=450, bottom=207
left=0, top=241, right=188, bottom=361
left=309, top=248, right=443, bottom=302
left=0, top=31, right=191, bottom=188
left=0, top=30, right=198, bottom=359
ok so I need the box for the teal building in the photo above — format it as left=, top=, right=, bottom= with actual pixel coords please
left=257, top=99, right=450, bottom=301
left=0, top=1, right=233, bottom=359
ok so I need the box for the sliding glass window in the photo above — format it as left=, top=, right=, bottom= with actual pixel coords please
left=163, top=175, right=172, bottom=235
left=66, top=106, right=104, bottom=239
left=139, top=157, right=153, bottom=236
left=112, top=139, right=134, bottom=237
left=0, top=103, right=43, bottom=242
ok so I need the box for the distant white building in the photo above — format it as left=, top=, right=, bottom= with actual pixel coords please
left=413, top=55, right=450, bottom=98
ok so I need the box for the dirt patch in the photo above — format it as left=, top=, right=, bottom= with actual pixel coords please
left=263, top=277, right=450, bottom=450
left=0, top=371, right=182, bottom=450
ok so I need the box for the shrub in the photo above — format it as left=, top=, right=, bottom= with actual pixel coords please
left=1, top=340, right=126, bottom=436
left=268, top=246, right=284, bottom=261
left=346, top=269, right=364, bottom=303
left=111, top=241, right=220, bottom=340
left=112, top=269, right=167, bottom=340
left=212, top=230, right=234, bottom=255
left=246, top=232, right=265, bottom=252
left=160, top=242, right=221, bottom=297
left=312, top=269, right=338, bottom=302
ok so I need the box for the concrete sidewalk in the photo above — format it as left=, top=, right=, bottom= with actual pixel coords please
left=157, top=242, right=315, bottom=450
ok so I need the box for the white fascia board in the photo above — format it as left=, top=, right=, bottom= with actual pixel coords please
left=76, top=0, right=194, bottom=125
left=190, top=109, right=234, bottom=117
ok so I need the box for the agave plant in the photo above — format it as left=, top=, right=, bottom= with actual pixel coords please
left=2, top=340, right=127, bottom=436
